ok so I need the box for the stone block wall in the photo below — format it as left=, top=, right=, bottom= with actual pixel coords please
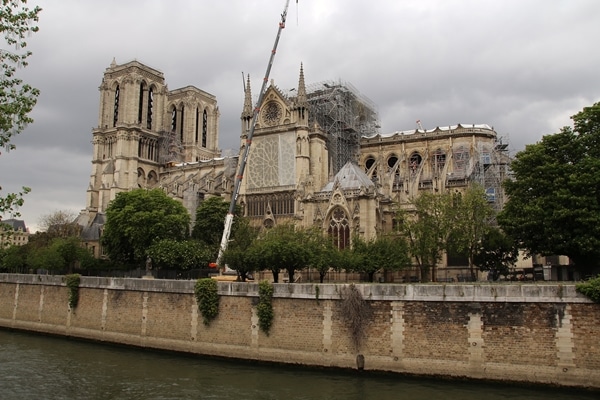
left=0, top=274, right=598, bottom=389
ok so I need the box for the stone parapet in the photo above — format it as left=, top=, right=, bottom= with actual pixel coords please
left=0, top=273, right=597, bottom=389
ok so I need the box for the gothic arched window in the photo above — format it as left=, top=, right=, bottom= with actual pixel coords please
left=432, top=149, right=446, bottom=173
left=179, top=105, right=185, bottom=142
left=409, top=152, right=422, bottom=175
left=202, top=109, right=208, bottom=148
left=388, top=154, right=401, bottom=186
left=453, top=146, right=469, bottom=174
left=146, top=87, right=153, bottom=129
left=328, top=207, right=350, bottom=249
left=138, top=82, right=145, bottom=124
left=195, top=108, right=200, bottom=143
left=113, top=85, right=120, bottom=127
left=170, top=106, right=177, bottom=133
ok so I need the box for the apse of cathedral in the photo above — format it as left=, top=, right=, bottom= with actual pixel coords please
left=78, top=59, right=509, bottom=256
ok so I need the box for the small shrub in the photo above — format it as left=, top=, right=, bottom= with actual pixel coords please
left=257, top=280, right=274, bottom=335
left=194, top=278, right=220, bottom=325
left=339, top=284, right=372, bottom=351
left=65, top=274, right=81, bottom=309
left=576, top=276, right=600, bottom=303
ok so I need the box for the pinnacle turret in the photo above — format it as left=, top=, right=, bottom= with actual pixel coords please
left=242, top=74, right=253, bottom=119
left=297, top=63, right=307, bottom=107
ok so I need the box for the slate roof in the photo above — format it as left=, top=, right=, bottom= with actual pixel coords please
left=1, top=219, right=27, bottom=232
left=321, top=162, right=374, bottom=192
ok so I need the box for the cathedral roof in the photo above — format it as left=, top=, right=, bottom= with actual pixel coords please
left=366, top=123, right=493, bottom=139
left=321, top=162, right=374, bottom=192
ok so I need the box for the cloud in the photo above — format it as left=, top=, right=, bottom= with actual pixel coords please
left=2, top=0, right=599, bottom=232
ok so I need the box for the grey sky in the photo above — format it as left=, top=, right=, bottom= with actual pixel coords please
left=1, top=0, right=599, bottom=232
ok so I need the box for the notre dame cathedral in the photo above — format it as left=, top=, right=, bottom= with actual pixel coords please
left=78, top=59, right=509, bottom=277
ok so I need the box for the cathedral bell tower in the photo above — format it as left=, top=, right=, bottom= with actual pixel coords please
left=87, top=59, right=167, bottom=213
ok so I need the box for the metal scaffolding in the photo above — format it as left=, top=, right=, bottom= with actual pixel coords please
left=158, top=130, right=184, bottom=165
left=470, top=135, right=511, bottom=213
left=305, top=80, right=380, bottom=174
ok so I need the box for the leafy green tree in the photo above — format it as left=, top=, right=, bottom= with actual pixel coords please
left=191, top=196, right=242, bottom=258
left=473, top=227, right=518, bottom=280
left=220, top=218, right=259, bottom=281
left=27, top=245, right=64, bottom=272
left=51, top=236, right=92, bottom=273
left=147, top=239, right=213, bottom=271
left=0, top=1, right=41, bottom=217
left=19, top=236, right=92, bottom=273
left=498, top=102, right=600, bottom=277
left=305, top=229, right=339, bottom=283
left=351, top=234, right=410, bottom=282
left=335, top=247, right=363, bottom=277
left=398, top=192, right=455, bottom=282
left=0, top=244, right=27, bottom=272
left=451, top=186, right=495, bottom=280
left=101, top=189, right=190, bottom=265
left=250, top=224, right=311, bottom=283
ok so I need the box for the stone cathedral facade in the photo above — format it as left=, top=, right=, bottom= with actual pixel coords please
left=79, top=60, right=508, bottom=277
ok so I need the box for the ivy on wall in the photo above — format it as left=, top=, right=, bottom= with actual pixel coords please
left=194, top=278, right=220, bottom=325
left=257, top=280, right=274, bottom=335
left=65, top=274, right=81, bottom=309
left=576, top=276, right=600, bottom=303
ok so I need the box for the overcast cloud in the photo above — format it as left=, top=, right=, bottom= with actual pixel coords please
left=1, top=0, right=599, bottom=232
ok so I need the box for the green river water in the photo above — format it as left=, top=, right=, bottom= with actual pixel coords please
left=0, top=329, right=595, bottom=400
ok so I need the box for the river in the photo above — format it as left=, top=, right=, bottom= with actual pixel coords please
left=0, top=329, right=595, bottom=400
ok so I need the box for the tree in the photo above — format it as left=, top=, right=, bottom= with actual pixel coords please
left=498, top=102, right=600, bottom=277
left=351, top=234, right=410, bottom=282
left=0, top=243, right=27, bottom=272
left=101, top=189, right=190, bottom=265
left=191, top=196, right=241, bottom=258
left=51, top=236, right=89, bottom=273
left=27, top=245, right=64, bottom=272
left=220, top=218, right=259, bottom=281
left=473, top=227, right=518, bottom=280
left=305, top=229, right=339, bottom=283
left=451, top=186, right=495, bottom=280
left=147, top=239, right=213, bottom=271
left=249, top=224, right=311, bottom=283
left=0, top=1, right=41, bottom=217
left=21, top=235, right=92, bottom=273
left=398, top=192, right=455, bottom=282
left=38, top=210, right=79, bottom=238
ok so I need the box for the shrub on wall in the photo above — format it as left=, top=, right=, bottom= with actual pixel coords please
left=576, top=275, right=600, bottom=303
left=194, top=278, right=220, bottom=325
left=65, top=274, right=81, bottom=309
left=339, top=284, right=372, bottom=351
left=257, top=280, right=274, bottom=335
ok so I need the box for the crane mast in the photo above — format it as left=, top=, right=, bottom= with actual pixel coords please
left=216, top=0, right=292, bottom=266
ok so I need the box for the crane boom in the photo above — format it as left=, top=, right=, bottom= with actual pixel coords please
left=216, top=0, right=292, bottom=266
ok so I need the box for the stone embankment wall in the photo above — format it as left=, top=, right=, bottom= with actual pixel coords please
left=0, top=274, right=598, bottom=389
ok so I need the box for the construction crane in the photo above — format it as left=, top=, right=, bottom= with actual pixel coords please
left=416, top=119, right=424, bottom=131
left=216, top=0, right=293, bottom=267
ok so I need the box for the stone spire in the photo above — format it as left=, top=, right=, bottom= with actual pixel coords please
left=297, top=63, right=307, bottom=107
left=242, top=73, right=253, bottom=120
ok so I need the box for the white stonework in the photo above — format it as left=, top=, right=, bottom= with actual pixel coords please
left=79, top=60, right=509, bottom=278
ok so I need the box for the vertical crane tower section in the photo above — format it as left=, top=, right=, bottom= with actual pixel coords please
left=217, top=0, right=293, bottom=265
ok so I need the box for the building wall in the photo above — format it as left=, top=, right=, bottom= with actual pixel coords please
left=81, top=61, right=509, bottom=277
left=0, top=220, right=30, bottom=248
left=1, top=274, right=598, bottom=389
